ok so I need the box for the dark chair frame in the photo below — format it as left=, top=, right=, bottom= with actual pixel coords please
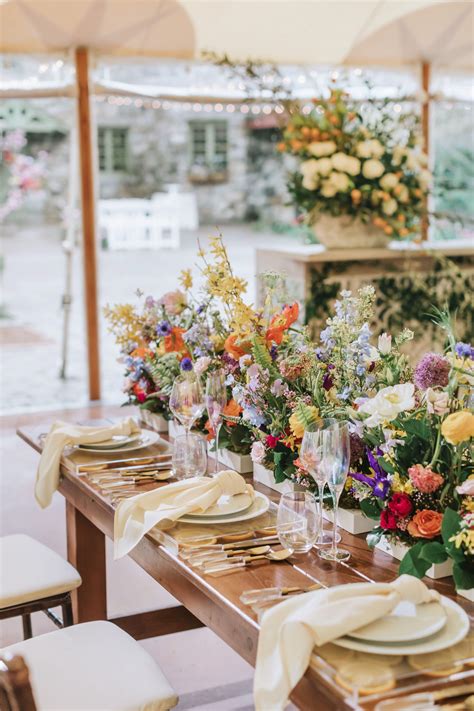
left=0, top=592, right=73, bottom=640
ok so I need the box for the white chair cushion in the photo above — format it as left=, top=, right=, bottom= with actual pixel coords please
left=1, top=621, right=178, bottom=711
left=0, top=534, right=81, bottom=608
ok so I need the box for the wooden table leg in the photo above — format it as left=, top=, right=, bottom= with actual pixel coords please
left=66, top=500, right=107, bottom=622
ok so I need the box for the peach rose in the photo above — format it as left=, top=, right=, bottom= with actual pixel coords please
left=407, top=510, right=443, bottom=539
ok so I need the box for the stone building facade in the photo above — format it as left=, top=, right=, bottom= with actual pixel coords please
left=1, top=97, right=295, bottom=227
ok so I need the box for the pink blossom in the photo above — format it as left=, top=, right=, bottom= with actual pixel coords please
left=425, top=388, right=450, bottom=416
left=250, top=441, right=266, bottom=464
left=456, top=479, right=474, bottom=496
left=408, top=464, right=444, bottom=493
left=159, top=290, right=186, bottom=315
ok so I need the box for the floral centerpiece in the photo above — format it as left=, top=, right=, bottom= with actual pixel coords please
left=277, top=87, right=430, bottom=248
left=348, top=321, right=474, bottom=591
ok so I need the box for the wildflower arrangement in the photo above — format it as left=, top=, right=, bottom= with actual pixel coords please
left=348, top=320, right=474, bottom=592
left=104, top=267, right=228, bottom=420
left=277, top=87, right=430, bottom=240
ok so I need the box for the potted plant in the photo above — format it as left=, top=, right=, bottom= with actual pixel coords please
left=277, top=87, right=430, bottom=249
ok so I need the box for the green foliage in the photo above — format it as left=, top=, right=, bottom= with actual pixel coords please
left=294, top=401, right=319, bottom=430
left=251, top=336, right=279, bottom=377
left=360, top=498, right=382, bottom=520
left=399, top=542, right=433, bottom=578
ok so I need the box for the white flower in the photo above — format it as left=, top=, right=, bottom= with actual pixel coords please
left=250, top=441, right=266, bottom=464
left=331, top=152, right=360, bottom=176
left=308, top=141, right=337, bottom=158
left=358, top=383, right=415, bottom=427
left=328, top=171, right=350, bottom=192
left=320, top=180, right=338, bottom=197
left=194, top=356, right=211, bottom=376
left=362, top=159, right=385, bottom=180
left=380, top=173, right=399, bottom=190
left=239, top=354, right=252, bottom=369
left=356, top=139, right=384, bottom=159
left=382, top=198, right=398, bottom=216
left=424, top=388, right=450, bottom=416
left=302, top=174, right=319, bottom=190
left=314, top=157, right=332, bottom=176
left=378, top=333, right=392, bottom=355
left=419, top=169, right=432, bottom=189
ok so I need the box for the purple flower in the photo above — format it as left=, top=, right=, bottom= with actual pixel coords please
left=157, top=320, right=172, bottom=337
left=180, top=357, right=193, bottom=371
left=414, top=352, right=450, bottom=390
left=455, top=342, right=474, bottom=359
left=322, top=372, right=334, bottom=391
left=269, top=344, right=278, bottom=361
left=145, top=296, right=155, bottom=308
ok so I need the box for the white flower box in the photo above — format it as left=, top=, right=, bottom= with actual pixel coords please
left=458, top=588, right=474, bottom=602
left=208, top=446, right=253, bottom=473
left=376, top=538, right=454, bottom=579
left=323, top=507, right=375, bottom=535
left=253, top=463, right=302, bottom=494
left=139, top=409, right=169, bottom=433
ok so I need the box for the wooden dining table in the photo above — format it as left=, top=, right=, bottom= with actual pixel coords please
left=18, top=420, right=473, bottom=711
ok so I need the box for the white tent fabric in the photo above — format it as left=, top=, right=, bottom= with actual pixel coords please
left=346, top=1, right=474, bottom=70
left=0, top=0, right=461, bottom=67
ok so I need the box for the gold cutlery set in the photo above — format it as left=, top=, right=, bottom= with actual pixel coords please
left=83, top=463, right=172, bottom=501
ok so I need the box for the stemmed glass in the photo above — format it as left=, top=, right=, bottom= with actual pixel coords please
left=319, top=421, right=351, bottom=562
left=205, top=369, right=227, bottom=477
left=169, top=373, right=205, bottom=441
left=300, top=419, right=339, bottom=546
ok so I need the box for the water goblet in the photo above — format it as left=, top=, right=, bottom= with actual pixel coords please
left=277, top=491, right=319, bottom=554
left=169, top=373, right=205, bottom=440
left=300, top=419, right=340, bottom=546
left=318, top=421, right=351, bottom=562
left=172, top=433, right=207, bottom=479
left=205, top=369, right=227, bottom=477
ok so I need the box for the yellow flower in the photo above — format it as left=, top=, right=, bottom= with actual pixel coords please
left=289, top=406, right=319, bottom=439
left=179, top=269, right=193, bottom=290
left=390, top=472, right=413, bottom=495
left=465, top=498, right=474, bottom=513
left=441, top=410, right=474, bottom=445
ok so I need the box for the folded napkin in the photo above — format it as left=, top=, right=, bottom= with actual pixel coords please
left=254, top=574, right=440, bottom=711
left=114, top=469, right=253, bottom=559
left=35, top=418, right=141, bottom=508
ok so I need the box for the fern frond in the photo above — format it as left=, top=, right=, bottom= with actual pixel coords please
left=294, top=400, right=319, bottom=430
left=251, top=336, right=278, bottom=376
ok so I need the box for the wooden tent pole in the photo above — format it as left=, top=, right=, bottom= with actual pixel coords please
left=75, top=46, right=101, bottom=400
left=421, top=60, right=431, bottom=242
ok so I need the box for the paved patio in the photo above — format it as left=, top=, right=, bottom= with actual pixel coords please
left=1, top=223, right=296, bottom=414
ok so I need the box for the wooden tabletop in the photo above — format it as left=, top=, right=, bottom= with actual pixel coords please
left=17, top=422, right=473, bottom=711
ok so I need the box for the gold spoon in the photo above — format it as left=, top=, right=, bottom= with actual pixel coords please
left=203, top=548, right=292, bottom=574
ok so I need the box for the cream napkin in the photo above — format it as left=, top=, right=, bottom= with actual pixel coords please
left=254, top=575, right=440, bottom=711
left=114, top=469, right=253, bottom=559
left=35, top=418, right=141, bottom=508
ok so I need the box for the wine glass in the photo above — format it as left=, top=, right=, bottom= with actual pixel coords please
left=205, top=369, right=227, bottom=477
left=169, top=374, right=205, bottom=439
left=300, top=419, right=340, bottom=546
left=277, top=491, right=319, bottom=554
left=172, top=434, right=207, bottom=479
left=318, top=421, right=351, bottom=562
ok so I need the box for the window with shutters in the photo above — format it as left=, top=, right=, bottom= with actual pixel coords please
left=189, top=121, right=228, bottom=171
left=98, top=127, right=129, bottom=172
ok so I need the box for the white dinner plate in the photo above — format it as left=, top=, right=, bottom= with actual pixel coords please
left=185, top=492, right=254, bottom=518
left=349, top=599, right=447, bottom=643
left=180, top=492, right=270, bottom=525
left=77, top=430, right=164, bottom=454
left=79, top=434, right=142, bottom=450
left=333, top=596, right=469, bottom=656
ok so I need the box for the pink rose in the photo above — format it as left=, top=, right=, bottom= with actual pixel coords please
left=159, top=290, right=187, bottom=315
left=408, top=464, right=444, bottom=493
left=250, top=441, right=266, bottom=464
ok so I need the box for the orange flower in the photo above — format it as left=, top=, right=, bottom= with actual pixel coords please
left=223, top=399, right=242, bottom=427
left=224, top=334, right=251, bottom=360
left=131, top=346, right=153, bottom=359
left=164, top=327, right=187, bottom=355
left=407, top=510, right=443, bottom=539
left=266, top=303, right=299, bottom=345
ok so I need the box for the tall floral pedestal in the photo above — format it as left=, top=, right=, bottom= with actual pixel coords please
left=376, top=538, right=453, bottom=579
left=322, top=507, right=374, bottom=535
left=253, top=464, right=302, bottom=494
left=139, top=410, right=169, bottom=433
left=312, top=215, right=390, bottom=250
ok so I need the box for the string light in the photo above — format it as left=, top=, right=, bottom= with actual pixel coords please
left=240, top=105, right=250, bottom=114
left=214, top=103, right=223, bottom=112
left=262, top=105, right=272, bottom=114
left=226, top=104, right=235, bottom=113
